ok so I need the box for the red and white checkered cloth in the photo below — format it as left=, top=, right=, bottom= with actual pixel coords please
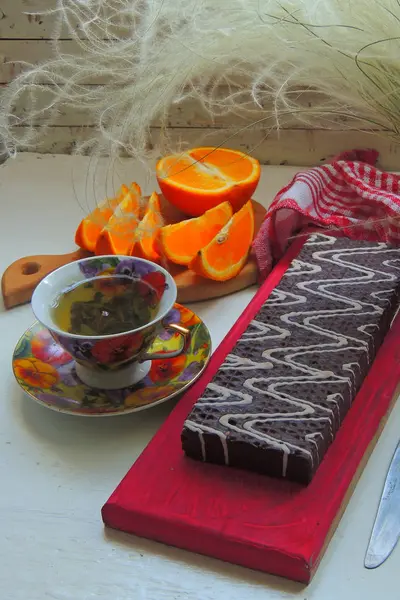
left=253, top=149, right=400, bottom=281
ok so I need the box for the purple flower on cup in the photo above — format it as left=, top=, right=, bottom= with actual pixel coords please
left=79, top=262, right=105, bottom=278
left=58, top=337, right=94, bottom=361
left=134, top=261, right=157, bottom=277
left=114, top=258, right=137, bottom=278
left=73, top=341, right=95, bottom=361
left=116, top=258, right=157, bottom=279
left=79, top=257, right=120, bottom=279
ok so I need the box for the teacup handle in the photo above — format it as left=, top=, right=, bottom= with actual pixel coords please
left=142, top=323, right=191, bottom=361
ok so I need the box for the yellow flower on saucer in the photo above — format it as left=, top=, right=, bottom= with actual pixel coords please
left=14, top=358, right=59, bottom=389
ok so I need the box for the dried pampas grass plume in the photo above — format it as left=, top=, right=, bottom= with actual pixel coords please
left=1, top=0, right=400, bottom=162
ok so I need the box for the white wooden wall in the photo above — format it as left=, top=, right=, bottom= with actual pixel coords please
left=2, top=0, right=400, bottom=168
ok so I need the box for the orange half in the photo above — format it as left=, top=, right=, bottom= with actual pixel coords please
left=94, top=183, right=142, bottom=255
left=158, top=201, right=233, bottom=266
left=156, top=147, right=260, bottom=216
left=189, top=200, right=255, bottom=281
left=129, top=191, right=164, bottom=262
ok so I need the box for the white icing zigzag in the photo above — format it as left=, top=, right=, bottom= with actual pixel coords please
left=183, top=234, right=400, bottom=479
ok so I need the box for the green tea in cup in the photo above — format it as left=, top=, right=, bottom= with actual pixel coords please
left=51, top=275, right=160, bottom=336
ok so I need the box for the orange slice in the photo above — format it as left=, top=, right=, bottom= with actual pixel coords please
left=158, top=201, right=233, bottom=266
left=156, top=147, right=260, bottom=217
left=75, top=188, right=125, bottom=252
left=75, top=183, right=138, bottom=252
left=189, top=200, right=255, bottom=281
left=94, top=183, right=142, bottom=255
left=129, top=191, right=164, bottom=262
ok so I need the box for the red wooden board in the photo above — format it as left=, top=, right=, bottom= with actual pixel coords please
left=102, top=236, right=400, bottom=583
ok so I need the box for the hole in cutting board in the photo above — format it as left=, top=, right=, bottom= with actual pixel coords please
left=22, top=261, right=41, bottom=275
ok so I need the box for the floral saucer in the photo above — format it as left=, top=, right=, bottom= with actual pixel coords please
left=12, top=303, right=211, bottom=416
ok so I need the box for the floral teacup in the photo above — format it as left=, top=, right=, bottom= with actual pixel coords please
left=31, top=255, right=190, bottom=389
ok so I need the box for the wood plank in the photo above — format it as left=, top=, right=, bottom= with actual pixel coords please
left=0, top=0, right=117, bottom=40
left=0, top=37, right=384, bottom=132
left=149, top=127, right=400, bottom=169
left=0, top=40, right=85, bottom=83
left=0, top=1, right=57, bottom=39
left=0, top=0, right=126, bottom=39
left=4, top=84, right=374, bottom=131
left=0, top=41, right=251, bottom=85
left=16, top=126, right=400, bottom=170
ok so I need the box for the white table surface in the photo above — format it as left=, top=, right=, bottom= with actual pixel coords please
left=1, top=153, right=399, bottom=600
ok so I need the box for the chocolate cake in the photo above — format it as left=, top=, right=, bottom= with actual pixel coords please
left=181, top=233, right=400, bottom=484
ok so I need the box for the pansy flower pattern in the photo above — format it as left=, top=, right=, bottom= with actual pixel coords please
left=13, top=304, right=211, bottom=416
left=50, top=256, right=169, bottom=370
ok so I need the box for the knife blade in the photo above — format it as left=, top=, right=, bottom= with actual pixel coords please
left=365, top=441, right=400, bottom=569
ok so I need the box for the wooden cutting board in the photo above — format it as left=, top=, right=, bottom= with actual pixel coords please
left=1, top=197, right=266, bottom=309
left=102, top=238, right=400, bottom=583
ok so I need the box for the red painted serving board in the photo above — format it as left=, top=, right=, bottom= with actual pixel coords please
left=102, top=236, right=400, bottom=583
